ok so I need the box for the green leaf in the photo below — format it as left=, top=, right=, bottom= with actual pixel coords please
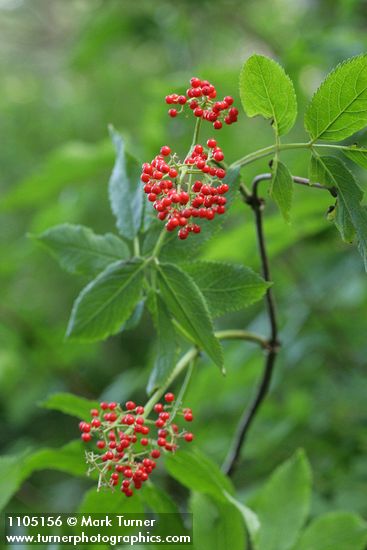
left=79, top=487, right=143, bottom=515
left=165, top=448, right=234, bottom=502
left=183, top=261, right=269, bottom=317
left=156, top=263, right=223, bottom=370
left=146, top=293, right=178, bottom=394
left=271, top=160, right=293, bottom=222
left=190, top=492, right=247, bottom=550
left=294, top=512, right=367, bottom=550
left=67, top=258, right=145, bottom=342
left=240, top=54, right=297, bottom=135
left=0, top=441, right=86, bottom=511
left=312, top=155, right=367, bottom=268
left=140, top=484, right=180, bottom=515
left=1, top=140, right=114, bottom=212
left=342, top=145, right=367, bottom=169
left=41, top=392, right=99, bottom=419
left=223, top=491, right=261, bottom=546
left=32, top=224, right=130, bottom=276
left=309, top=153, right=330, bottom=186
left=248, top=449, right=312, bottom=550
left=305, top=54, right=367, bottom=141
left=108, top=126, right=144, bottom=240
left=121, top=299, right=145, bottom=331
left=0, top=454, right=25, bottom=511
left=334, top=199, right=356, bottom=243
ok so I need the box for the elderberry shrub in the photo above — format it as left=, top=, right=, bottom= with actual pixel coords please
left=80, top=393, right=194, bottom=497
left=141, top=77, right=237, bottom=239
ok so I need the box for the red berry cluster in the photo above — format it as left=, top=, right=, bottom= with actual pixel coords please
left=165, top=77, right=238, bottom=129
left=80, top=393, right=194, bottom=497
left=141, top=140, right=229, bottom=239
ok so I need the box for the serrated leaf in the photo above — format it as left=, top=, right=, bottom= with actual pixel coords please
left=240, top=54, right=297, bottom=135
left=146, top=293, right=178, bottom=394
left=190, top=493, right=247, bottom=550
left=312, top=155, right=367, bottom=268
left=271, top=160, right=293, bottom=222
left=32, top=224, right=130, bottom=276
left=342, top=145, right=367, bottom=169
left=294, top=512, right=367, bottom=550
left=142, top=167, right=240, bottom=262
left=67, top=258, right=145, bottom=341
left=156, top=263, right=223, bottom=370
left=183, top=261, right=269, bottom=317
left=305, top=55, right=367, bottom=141
left=41, top=392, right=99, bottom=419
left=248, top=449, right=312, bottom=550
left=108, top=127, right=144, bottom=240
left=165, top=448, right=234, bottom=502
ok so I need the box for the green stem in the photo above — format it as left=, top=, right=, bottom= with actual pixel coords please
left=170, top=359, right=195, bottom=423
left=215, top=329, right=269, bottom=349
left=231, top=141, right=365, bottom=171
left=313, top=143, right=365, bottom=152
left=152, top=228, right=167, bottom=258
left=144, top=347, right=199, bottom=417
left=190, top=117, right=203, bottom=150
left=231, top=142, right=311, bottom=169
left=133, top=236, right=140, bottom=257
left=143, top=328, right=268, bottom=417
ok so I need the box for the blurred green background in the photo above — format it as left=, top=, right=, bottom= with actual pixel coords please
left=1, top=0, right=367, bottom=521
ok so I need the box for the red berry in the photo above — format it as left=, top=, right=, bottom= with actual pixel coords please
left=184, top=433, right=194, bottom=442
left=168, top=109, right=177, bottom=117
left=178, top=228, right=189, bottom=240
left=160, top=145, right=171, bottom=156
left=213, top=120, right=222, bottom=130
left=154, top=403, right=164, bottom=413
left=184, top=412, right=194, bottom=422
left=141, top=438, right=149, bottom=446
left=213, top=151, right=224, bottom=162
left=96, top=440, right=106, bottom=449
left=81, top=433, right=92, bottom=442
left=125, top=401, right=136, bottom=411
left=151, top=449, right=161, bottom=459
left=164, top=392, right=175, bottom=403
left=190, top=77, right=201, bottom=88
left=90, top=409, right=99, bottom=417
left=100, top=402, right=109, bottom=410
left=207, top=138, right=217, bottom=148
left=216, top=168, right=226, bottom=179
